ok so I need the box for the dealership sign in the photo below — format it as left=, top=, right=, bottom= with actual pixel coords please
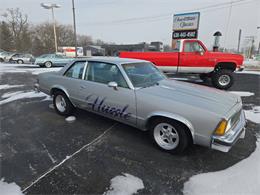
left=172, top=12, right=200, bottom=39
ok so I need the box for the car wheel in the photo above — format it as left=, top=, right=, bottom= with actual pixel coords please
left=212, top=69, right=234, bottom=90
left=150, top=118, right=190, bottom=154
left=44, top=61, right=52, bottom=68
left=0, top=58, right=4, bottom=62
left=17, top=59, right=24, bottom=64
left=53, top=91, right=74, bottom=116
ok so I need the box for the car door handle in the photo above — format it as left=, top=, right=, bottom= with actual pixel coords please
left=80, top=85, right=86, bottom=89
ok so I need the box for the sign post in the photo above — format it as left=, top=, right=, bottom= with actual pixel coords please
left=172, top=12, right=200, bottom=48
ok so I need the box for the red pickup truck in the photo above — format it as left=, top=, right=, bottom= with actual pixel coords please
left=120, top=39, right=244, bottom=89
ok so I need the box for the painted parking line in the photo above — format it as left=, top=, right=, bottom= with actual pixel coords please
left=22, top=123, right=118, bottom=193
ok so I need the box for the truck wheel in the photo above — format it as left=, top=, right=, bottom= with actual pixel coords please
left=212, top=70, right=234, bottom=90
left=44, top=61, right=52, bottom=68
left=53, top=91, right=74, bottom=116
left=150, top=118, right=189, bottom=154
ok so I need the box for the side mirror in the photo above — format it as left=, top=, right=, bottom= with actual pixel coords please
left=108, top=81, right=118, bottom=90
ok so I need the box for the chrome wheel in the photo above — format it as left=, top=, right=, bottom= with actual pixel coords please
left=218, top=75, right=230, bottom=86
left=154, top=123, right=179, bottom=150
left=45, top=61, right=52, bottom=68
left=55, top=95, right=67, bottom=113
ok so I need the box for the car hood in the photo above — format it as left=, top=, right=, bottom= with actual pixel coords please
left=138, top=79, right=240, bottom=117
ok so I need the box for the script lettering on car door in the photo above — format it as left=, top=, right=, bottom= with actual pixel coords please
left=85, top=95, right=131, bottom=120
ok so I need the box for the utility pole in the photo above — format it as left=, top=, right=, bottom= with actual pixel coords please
left=237, top=29, right=242, bottom=53
left=72, top=0, right=77, bottom=57
left=223, top=0, right=233, bottom=51
left=257, top=27, right=260, bottom=54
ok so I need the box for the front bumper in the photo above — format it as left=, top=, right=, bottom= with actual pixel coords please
left=236, top=65, right=244, bottom=72
left=211, top=110, right=246, bottom=152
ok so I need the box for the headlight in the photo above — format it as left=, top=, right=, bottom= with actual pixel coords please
left=214, top=119, right=227, bottom=136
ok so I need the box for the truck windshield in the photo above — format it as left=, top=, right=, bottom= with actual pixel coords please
left=122, top=62, right=166, bottom=88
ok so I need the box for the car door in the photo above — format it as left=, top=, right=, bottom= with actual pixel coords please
left=60, top=61, right=87, bottom=106
left=179, top=40, right=213, bottom=73
left=79, top=61, right=137, bottom=126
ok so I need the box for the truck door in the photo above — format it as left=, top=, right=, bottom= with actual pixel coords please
left=179, top=40, right=214, bottom=73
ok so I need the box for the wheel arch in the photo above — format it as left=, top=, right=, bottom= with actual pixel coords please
left=214, top=62, right=237, bottom=72
left=50, top=86, right=76, bottom=107
left=50, top=86, right=70, bottom=98
left=145, top=112, right=195, bottom=143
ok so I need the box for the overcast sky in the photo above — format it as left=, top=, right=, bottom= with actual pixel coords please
left=1, top=0, right=259, bottom=49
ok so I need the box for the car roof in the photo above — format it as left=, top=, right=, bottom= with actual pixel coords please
left=76, top=56, right=148, bottom=65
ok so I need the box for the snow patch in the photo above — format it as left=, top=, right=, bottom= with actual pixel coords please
left=0, top=91, right=48, bottom=105
left=0, top=63, right=61, bottom=75
left=245, top=106, right=260, bottom=124
left=0, top=84, right=24, bottom=90
left=183, top=138, right=260, bottom=195
left=1, top=91, right=24, bottom=98
left=104, top=173, right=144, bottom=195
left=237, top=70, right=260, bottom=75
left=229, top=91, right=255, bottom=97
left=49, top=104, right=54, bottom=109
left=65, top=116, right=76, bottom=123
left=183, top=107, right=260, bottom=195
left=173, top=78, right=190, bottom=81
left=0, top=179, right=24, bottom=195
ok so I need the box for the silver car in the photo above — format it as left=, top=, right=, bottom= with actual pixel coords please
left=36, top=57, right=246, bottom=154
left=10, top=53, right=35, bottom=64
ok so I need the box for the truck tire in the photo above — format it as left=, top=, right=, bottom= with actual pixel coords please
left=53, top=91, right=74, bottom=116
left=212, top=69, right=234, bottom=90
left=150, top=118, right=190, bottom=154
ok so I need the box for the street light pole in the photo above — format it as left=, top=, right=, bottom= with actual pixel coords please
left=41, top=3, right=61, bottom=53
left=257, top=27, right=260, bottom=54
left=72, top=0, right=77, bottom=57
left=51, top=7, right=58, bottom=53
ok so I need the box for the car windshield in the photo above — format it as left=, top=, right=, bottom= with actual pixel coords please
left=122, top=62, right=166, bottom=88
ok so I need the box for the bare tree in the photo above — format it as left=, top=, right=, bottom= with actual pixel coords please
left=5, top=8, right=31, bottom=52
left=77, top=34, right=93, bottom=46
left=0, top=21, right=14, bottom=50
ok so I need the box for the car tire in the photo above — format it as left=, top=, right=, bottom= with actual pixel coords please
left=17, top=59, right=24, bottom=64
left=212, top=69, right=234, bottom=90
left=0, top=58, right=4, bottom=62
left=53, top=91, right=74, bottom=116
left=150, top=118, right=190, bottom=154
left=44, top=61, right=52, bottom=68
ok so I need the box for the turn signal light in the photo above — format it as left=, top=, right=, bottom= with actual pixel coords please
left=214, top=120, right=227, bottom=136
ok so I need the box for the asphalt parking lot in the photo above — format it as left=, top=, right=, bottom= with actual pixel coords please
left=0, top=64, right=260, bottom=194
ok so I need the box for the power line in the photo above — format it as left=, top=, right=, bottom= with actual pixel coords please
left=85, top=0, right=255, bottom=26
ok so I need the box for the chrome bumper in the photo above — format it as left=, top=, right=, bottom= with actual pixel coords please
left=211, top=111, right=246, bottom=152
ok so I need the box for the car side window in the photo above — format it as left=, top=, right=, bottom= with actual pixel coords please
left=64, top=61, right=86, bottom=79
left=184, top=42, right=204, bottom=52
left=85, top=62, right=128, bottom=88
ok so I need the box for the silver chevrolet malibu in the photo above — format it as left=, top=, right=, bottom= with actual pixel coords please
left=35, top=57, right=246, bottom=154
